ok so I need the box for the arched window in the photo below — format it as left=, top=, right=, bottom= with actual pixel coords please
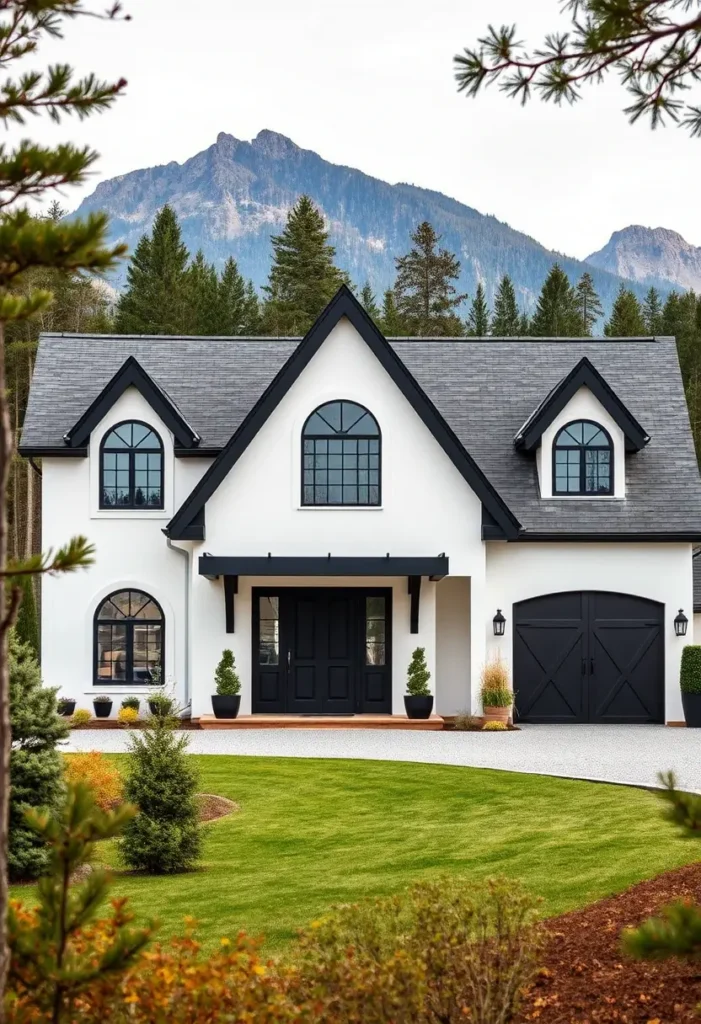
left=100, top=421, right=163, bottom=509
left=553, top=420, right=613, bottom=495
left=302, top=401, right=381, bottom=506
left=94, top=589, right=164, bottom=685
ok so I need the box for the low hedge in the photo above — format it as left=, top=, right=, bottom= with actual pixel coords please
left=680, top=646, right=701, bottom=695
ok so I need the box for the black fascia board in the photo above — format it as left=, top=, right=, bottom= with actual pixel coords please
left=514, top=357, right=649, bottom=453
left=198, top=555, right=450, bottom=579
left=513, top=531, right=701, bottom=542
left=167, top=285, right=521, bottom=540
left=18, top=444, right=88, bottom=458
left=64, top=356, right=200, bottom=449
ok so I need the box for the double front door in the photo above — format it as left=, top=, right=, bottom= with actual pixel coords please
left=252, top=587, right=392, bottom=714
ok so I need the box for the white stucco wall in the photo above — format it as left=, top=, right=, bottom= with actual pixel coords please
left=536, top=386, right=626, bottom=498
left=435, top=577, right=471, bottom=715
left=484, top=541, right=693, bottom=722
left=694, top=612, right=701, bottom=643
left=187, top=316, right=486, bottom=714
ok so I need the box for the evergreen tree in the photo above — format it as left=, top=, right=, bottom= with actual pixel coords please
left=490, top=275, right=520, bottom=335
left=574, top=272, right=603, bottom=335
left=120, top=717, right=201, bottom=874
left=115, top=205, right=191, bottom=334
left=360, top=281, right=381, bottom=322
left=213, top=257, right=259, bottom=335
left=604, top=285, right=646, bottom=336
left=518, top=311, right=531, bottom=335
left=663, top=290, right=701, bottom=457
left=378, top=289, right=406, bottom=336
left=406, top=647, right=431, bottom=697
left=394, top=221, right=466, bottom=336
left=14, top=577, right=39, bottom=659
left=466, top=283, right=490, bottom=336
left=242, top=280, right=262, bottom=334
left=643, top=286, right=664, bottom=335
left=9, top=632, right=69, bottom=881
left=530, top=264, right=584, bottom=336
left=186, top=250, right=219, bottom=334
left=262, top=195, right=345, bottom=335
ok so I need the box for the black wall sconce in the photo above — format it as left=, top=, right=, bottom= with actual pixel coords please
left=493, top=609, right=506, bottom=636
left=674, top=609, right=688, bottom=637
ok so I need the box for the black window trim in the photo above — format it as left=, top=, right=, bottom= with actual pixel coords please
left=300, top=400, right=382, bottom=507
left=552, top=418, right=614, bottom=496
left=93, top=588, right=165, bottom=687
left=99, top=419, right=165, bottom=510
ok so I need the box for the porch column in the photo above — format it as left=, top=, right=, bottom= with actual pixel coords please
left=469, top=555, right=488, bottom=716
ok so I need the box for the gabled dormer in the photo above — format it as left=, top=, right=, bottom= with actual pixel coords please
left=514, top=357, right=649, bottom=500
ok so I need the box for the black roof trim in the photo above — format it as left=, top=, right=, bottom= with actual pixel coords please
left=199, top=554, right=449, bottom=579
left=18, top=445, right=88, bottom=458
left=64, top=355, right=201, bottom=449
left=512, top=532, right=701, bottom=542
left=514, top=356, right=649, bottom=453
left=167, top=286, right=521, bottom=540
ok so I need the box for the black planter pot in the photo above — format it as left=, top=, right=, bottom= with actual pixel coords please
left=57, top=701, right=76, bottom=717
left=93, top=701, right=112, bottom=718
left=682, top=691, right=701, bottom=728
left=212, top=694, right=241, bottom=720
left=404, top=694, right=434, bottom=720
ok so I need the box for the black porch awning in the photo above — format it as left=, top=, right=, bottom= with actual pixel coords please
left=198, top=555, right=449, bottom=580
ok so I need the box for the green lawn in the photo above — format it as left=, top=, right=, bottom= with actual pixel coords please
left=13, top=756, right=699, bottom=952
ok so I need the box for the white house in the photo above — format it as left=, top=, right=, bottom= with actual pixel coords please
left=20, top=286, right=701, bottom=724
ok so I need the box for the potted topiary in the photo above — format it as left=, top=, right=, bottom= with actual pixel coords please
left=680, top=645, right=701, bottom=728
left=404, top=647, right=433, bottom=719
left=212, top=649, right=241, bottom=719
left=57, top=696, right=76, bottom=717
left=92, top=694, right=113, bottom=718
left=121, top=696, right=141, bottom=712
left=480, top=655, right=513, bottom=726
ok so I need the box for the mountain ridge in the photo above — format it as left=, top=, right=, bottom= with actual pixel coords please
left=585, top=225, right=701, bottom=294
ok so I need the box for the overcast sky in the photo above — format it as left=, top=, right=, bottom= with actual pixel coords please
left=33, top=0, right=700, bottom=260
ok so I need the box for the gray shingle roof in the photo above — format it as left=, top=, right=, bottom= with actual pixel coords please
left=694, top=550, right=701, bottom=610
left=20, top=330, right=701, bottom=537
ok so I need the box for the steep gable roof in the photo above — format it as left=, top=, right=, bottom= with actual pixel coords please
left=514, top=356, right=649, bottom=452
left=166, top=285, right=522, bottom=540
left=61, top=356, right=200, bottom=451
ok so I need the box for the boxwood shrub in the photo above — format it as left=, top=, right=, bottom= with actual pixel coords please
left=680, top=646, right=701, bottom=695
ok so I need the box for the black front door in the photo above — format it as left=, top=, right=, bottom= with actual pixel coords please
left=252, top=588, right=392, bottom=714
left=513, top=591, right=664, bottom=723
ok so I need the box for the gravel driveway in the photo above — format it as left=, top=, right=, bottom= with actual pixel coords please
left=64, top=724, right=701, bottom=792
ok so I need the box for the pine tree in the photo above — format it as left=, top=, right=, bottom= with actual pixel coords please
left=242, top=280, right=262, bottom=334
left=262, top=195, right=345, bottom=335
left=604, top=285, right=646, bottom=336
left=530, top=264, right=584, bottom=337
left=466, top=283, right=490, bottom=336
left=120, top=717, right=201, bottom=874
left=186, top=250, right=219, bottom=334
left=14, top=577, right=39, bottom=659
left=663, top=290, right=701, bottom=457
left=213, top=257, right=259, bottom=335
left=115, top=205, right=191, bottom=334
left=518, top=311, right=531, bottom=335
left=490, top=275, right=520, bottom=335
left=574, top=272, right=603, bottom=336
left=394, top=221, right=466, bottom=336
left=643, top=286, right=664, bottom=335
left=378, top=289, right=406, bottom=336
left=360, top=281, right=381, bottom=322
left=9, top=632, right=69, bottom=881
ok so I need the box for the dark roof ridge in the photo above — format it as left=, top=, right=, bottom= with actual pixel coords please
left=38, top=331, right=666, bottom=344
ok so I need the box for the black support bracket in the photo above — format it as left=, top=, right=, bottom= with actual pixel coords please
left=408, top=575, right=421, bottom=634
left=223, top=575, right=238, bottom=633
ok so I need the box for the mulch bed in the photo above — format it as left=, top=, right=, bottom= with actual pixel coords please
left=196, top=793, right=239, bottom=822
left=518, top=863, right=701, bottom=1023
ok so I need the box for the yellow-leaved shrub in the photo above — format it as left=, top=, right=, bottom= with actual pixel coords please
left=63, top=751, right=123, bottom=811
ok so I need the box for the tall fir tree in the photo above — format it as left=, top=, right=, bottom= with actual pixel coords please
left=378, top=289, right=406, bottom=336
left=115, top=205, right=191, bottom=334
left=466, top=283, right=490, bottom=336
left=642, top=286, right=664, bottom=335
left=518, top=310, right=531, bottom=335
left=360, top=282, right=381, bottom=322
left=490, top=275, right=520, bottom=335
left=186, top=250, right=219, bottom=335
left=604, top=285, right=646, bottom=336
left=213, top=257, right=260, bottom=335
left=393, top=221, right=466, bottom=336
left=574, top=272, right=603, bottom=336
left=663, top=290, right=701, bottom=457
left=530, top=264, right=584, bottom=337
left=262, top=195, right=345, bottom=335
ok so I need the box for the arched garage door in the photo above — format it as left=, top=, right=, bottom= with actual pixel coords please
left=513, top=592, right=664, bottom=723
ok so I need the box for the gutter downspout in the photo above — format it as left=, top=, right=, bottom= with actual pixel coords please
left=166, top=537, right=191, bottom=712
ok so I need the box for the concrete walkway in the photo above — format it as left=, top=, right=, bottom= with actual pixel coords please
left=64, top=724, right=701, bottom=792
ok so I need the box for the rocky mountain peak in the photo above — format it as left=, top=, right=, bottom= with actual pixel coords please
left=586, top=225, right=701, bottom=292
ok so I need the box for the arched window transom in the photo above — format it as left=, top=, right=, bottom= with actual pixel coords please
left=100, top=421, right=163, bottom=509
left=553, top=420, right=613, bottom=495
left=94, top=589, right=164, bottom=685
left=302, top=401, right=381, bottom=506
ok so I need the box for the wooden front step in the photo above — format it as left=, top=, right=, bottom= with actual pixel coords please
left=197, top=714, right=445, bottom=730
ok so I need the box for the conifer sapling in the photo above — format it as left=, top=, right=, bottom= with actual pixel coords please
left=406, top=647, right=431, bottom=697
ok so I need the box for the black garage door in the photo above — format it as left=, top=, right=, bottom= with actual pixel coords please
left=513, top=592, right=664, bottom=723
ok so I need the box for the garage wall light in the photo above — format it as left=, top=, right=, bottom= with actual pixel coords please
left=674, top=609, right=688, bottom=638
left=493, top=609, right=506, bottom=637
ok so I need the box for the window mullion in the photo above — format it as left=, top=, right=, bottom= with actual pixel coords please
left=126, top=622, right=134, bottom=684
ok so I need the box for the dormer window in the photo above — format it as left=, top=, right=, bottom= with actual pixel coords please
left=100, top=421, right=164, bottom=509
left=302, top=401, right=381, bottom=506
left=553, top=420, right=613, bottom=495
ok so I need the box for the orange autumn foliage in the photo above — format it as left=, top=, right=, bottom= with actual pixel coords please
left=63, top=751, right=123, bottom=811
